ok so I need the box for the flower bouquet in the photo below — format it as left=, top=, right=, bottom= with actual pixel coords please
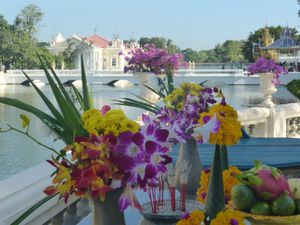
left=124, top=44, right=184, bottom=75
left=122, top=44, right=186, bottom=103
left=247, top=57, right=287, bottom=85
left=0, top=56, right=176, bottom=225
left=231, top=161, right=300, bottom=225
left=247, top=57, right=288, bottom=107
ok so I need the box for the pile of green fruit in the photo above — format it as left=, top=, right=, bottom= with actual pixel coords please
left=231, top=161, right=300, bottom=216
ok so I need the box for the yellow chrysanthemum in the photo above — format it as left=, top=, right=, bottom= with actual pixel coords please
left=81, top=108, right=140, bottom=137
left=82, top=109, right=103, bottom=135
left=20, top=114, right=30, bottom=128
left=210, top=209, right=246, bottom=225
left=176, top=210, right=205, bottom=225
left=199, top=104, right=242, bottom=146
left=164, top=82, right=204, bottom=111
left=119, top=119, right=140, bottom=133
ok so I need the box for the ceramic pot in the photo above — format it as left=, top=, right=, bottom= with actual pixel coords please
left=258, top=73, right=277, bottom=108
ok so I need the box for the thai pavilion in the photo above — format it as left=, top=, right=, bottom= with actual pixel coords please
left=260, top=27, right=300, bottom=65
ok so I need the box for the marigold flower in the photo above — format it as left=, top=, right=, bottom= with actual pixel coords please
left=197, top=166, right=241, bottom=204
left=210, top=209, right=246, bottom=225
left=199, top=104, right=242, bottom=146
left=20, top=114, right=30, bottom=128
left=176, top=210, right=205, bottom=225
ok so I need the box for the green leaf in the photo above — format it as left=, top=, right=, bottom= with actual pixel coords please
left=80, top=55, right=92, bottom=110
left=220, top=145, right=229, bottom=170
left=119, top=97, right=160, bottom=111
left=143, top=84, right=165, bottom=98
left=205, top=144, right=225, bottom=221
left=70, top=83, right=85, bottom=109
left=114, top=99, right=159, bottom=114
left=21, top=71, right=71, bottom=136
left=166, top=71, right=174, bottom=94
left=0, top=97, right=70, bottom=143
left=156, top=76, right=168, bottom=97
left=37, top=55, right=86, bottom=140
left=44, top=57, right=81, bottom=120
left=11, top=193, right=59, bottom=225
left=131, top=93, right=160, bottom=108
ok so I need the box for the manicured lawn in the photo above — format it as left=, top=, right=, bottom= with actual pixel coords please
left=286, top=79, right=300, bottom=99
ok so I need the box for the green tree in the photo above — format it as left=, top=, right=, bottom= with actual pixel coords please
left=222, top=40, right=245, bottom=62
left=198, top=51, right=209, bottom=62
left=150, top=37, right=167, bottom=48
left=138, top=37, right=151, bottom=47
left=166, top=39, right=181, bottom=53
left=0, top=5, right=54, bottom=69
left=138, top=36, right=181, bottom=54
left=16, top=4, right=43, bottom=35
left=181, top=48, right=199, bottom=62
left=205, top=49, right=218, bottom=63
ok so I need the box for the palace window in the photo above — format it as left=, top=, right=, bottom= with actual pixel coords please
left=112, top=58, right=117, bottom=67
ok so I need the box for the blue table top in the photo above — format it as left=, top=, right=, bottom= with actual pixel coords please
left=172, top=138, right=300, bottom=170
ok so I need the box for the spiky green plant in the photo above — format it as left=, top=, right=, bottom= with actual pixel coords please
left=0, top=55, right=92, bottom=225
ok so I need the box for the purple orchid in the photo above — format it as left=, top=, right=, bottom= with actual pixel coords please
left=118, top=186, right=143, bottom=212
left=113, top=120, right=172, bottom=203
left=124, top=44, right=186, bottom=75
left=247, top=57, right=287, bottom=85
left=191, top=113, right=221, bottom=143
left=153, top=86, right=223, bottom=143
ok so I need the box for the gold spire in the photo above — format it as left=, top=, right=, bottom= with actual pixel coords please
left=260, top=26, right=278, bottom=60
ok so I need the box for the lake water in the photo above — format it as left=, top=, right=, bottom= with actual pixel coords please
left=0, top=83, right=297, bottom=180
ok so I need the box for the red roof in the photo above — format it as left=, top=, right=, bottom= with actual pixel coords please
left=85, top=34, right=109, bottom=48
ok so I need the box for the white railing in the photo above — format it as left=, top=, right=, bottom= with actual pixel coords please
left=5, top=69, right=245, bottom=76
left=238, top=103, right=300, bottom=138
left=0, top=162, right=88, bottom=225
left=238, top=107, right=270, bottom=137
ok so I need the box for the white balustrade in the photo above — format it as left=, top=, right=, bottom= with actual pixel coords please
left=237, top=102, right=300, bottom=138
left=0, top=162, right=79, bottom=225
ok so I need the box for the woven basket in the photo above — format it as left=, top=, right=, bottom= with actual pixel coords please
left=241, top=211, right=300, bottom=225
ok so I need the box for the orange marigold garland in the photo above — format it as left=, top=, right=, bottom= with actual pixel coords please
left=197, top=166, right=242, bottom=204
left=210, top=209, right=246, bottom=225
left=176, top=210, right=205, bottom=225
left=198, top=104, right=242, bottom=146
left=176, top=209, right=245, bottom=225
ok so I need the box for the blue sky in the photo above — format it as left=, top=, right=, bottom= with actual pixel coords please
left=1, top=0, right=299, bottom=50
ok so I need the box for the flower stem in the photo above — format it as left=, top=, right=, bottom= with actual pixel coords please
left=181, top=183, right=187, bottom=212
left=170, top=186, right=176, bottom=211
left=1, top=125, right=72, bottom=164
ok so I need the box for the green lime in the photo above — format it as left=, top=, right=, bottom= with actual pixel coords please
left=294, top=199, right=300, bottom=214
left=231, top=184, right=257, bottom=211
left=271, top=196, right=295, bottom=216
left=250, top=201, right=271, bottom=215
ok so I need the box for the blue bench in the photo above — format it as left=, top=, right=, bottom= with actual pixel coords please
left=172, top=138, right=300, bottom=173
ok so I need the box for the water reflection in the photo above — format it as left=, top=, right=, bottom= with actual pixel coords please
left=0, top=84, right=296, bottom=180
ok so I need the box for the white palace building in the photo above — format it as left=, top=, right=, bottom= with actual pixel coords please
left=48, top=32, right=137, bottom=71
